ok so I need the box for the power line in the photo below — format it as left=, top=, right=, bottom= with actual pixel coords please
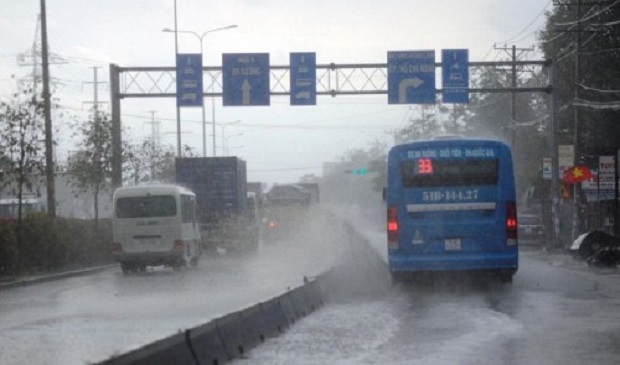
left=554, top=0, right=620, bottom=26
left=573, top=98, right=620, bottom=109
left=577, top=83, right=620, bottom=94
left=500, top=0, right=553, bottom=44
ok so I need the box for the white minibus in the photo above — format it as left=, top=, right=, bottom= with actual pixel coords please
left=112, top=184, right=201, bottom=274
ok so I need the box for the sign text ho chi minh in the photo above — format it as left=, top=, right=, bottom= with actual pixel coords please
left=387, top=50, right=436, bottom=105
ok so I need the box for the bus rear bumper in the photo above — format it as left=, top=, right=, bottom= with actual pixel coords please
left=113, top=250, right=185, bottom=267
left=388, top=252, right=518, bottom=273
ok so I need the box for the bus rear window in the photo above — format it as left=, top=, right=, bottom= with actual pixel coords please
left=401, top=158, right=498, bottom=187
left=116, top=196, right=176, bottom=218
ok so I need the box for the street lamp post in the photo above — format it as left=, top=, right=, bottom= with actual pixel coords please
left=223, top=132, right=243, bottom=156
left=163, top=24, right=237, bottom=157
left=219, top=119, right=242, bottom=156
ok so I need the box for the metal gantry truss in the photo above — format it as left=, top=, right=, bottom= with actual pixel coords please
left=110, top=59, right=553, bottom=186
left=115, top=60, right=551, bottom=99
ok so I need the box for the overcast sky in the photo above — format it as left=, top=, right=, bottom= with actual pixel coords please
left=0, top=0, right=551, bottom=184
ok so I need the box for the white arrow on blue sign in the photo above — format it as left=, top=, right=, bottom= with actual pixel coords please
left=441, top=49, right=469, bottom=103
left=222, top=53, right=270, bottom=106
left=387, top=50, right=436, bottom=105
left=176, top=53, right=203, bottom=107
left=290, top=52, right=316, bottom=106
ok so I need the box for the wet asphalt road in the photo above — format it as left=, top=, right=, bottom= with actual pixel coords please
left=237, top=248, right=620, bottom=365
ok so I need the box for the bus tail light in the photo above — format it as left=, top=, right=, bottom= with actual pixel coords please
left=173, top=239, right=185, bottom=251
left=387, top=206, right=399, bottom=249
left=506, top=202, right=518, bottom=244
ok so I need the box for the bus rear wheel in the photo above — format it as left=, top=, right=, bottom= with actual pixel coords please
left=497, top=270, right=514, bottom=284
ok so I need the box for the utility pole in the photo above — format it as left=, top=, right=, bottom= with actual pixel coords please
left=571, top=0, right=583, bottom=241
left=493, top=44, right=535, bottom=146
left=40, top=0, right=56, bottom=219
left=548, top=58, right=560, bottom=247
left=174, top=0, right=181, bottom=157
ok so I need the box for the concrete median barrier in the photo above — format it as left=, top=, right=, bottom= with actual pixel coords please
left=96, top=330, right=196, bottom=365
left=95, top=277, right=326, bottom=365
left=215, top=311, right=255, bottom=358
left=289, top=279, right=323, bottom=317
left=189, top=321, right=229, bottom=365
left=240, top=301, right=273, bottom=344
left=258, top=296, right=289, bottom=336
left=277, top=290, right=299, bottom=325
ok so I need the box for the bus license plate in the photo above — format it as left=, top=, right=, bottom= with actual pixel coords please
left=138, top=238, right=159, bottom=245
left=445, top=239, right=461, bottom=251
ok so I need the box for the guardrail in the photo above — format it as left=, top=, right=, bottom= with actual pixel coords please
left=95, top=277, right=326, bottom=365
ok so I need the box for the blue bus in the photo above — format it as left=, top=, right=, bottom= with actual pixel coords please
left=386, top=138, right=518, bottom=282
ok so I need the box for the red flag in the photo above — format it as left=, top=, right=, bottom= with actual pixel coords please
left=563, top=165, right=593, bottom=184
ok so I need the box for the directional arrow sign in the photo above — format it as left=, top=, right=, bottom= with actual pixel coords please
left=222, top=53, right=270, bottom=106
left=387, top=50, right=435, bottom=104
left=290, top=52, right=316, bottom=106
left=241, top=80, right=251, bottom=105
left=442, top=49, right=469, bottom=103
left=176, top=53, right=203, bottom=107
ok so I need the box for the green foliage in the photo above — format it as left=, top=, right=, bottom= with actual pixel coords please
left=0, top=89, right=46, bottom=225
left=67, top=112, right=114, bottom=193
left=124, top=139, right=179, bottom=184
left=67, top=112, right=116, bottom=226
left=0, top=214, right=113, bottom=278
left=539, top=3, right=620, bottom=156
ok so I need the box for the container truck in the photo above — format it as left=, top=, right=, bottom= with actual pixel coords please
left=175, top=157, right=259, bottom=253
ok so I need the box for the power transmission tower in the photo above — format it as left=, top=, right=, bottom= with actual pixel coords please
left=16, top=13, right=66, bottom=94
left=145, top=111, right=161, bottom=181
left=83, top=67, right=108, bottom=115
left=146, top=111, right=162, bottom=149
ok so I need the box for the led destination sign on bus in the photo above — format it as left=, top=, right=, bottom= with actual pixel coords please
left=406, top=146, right=497, bottom=159
left=402, top=157, right=498, bottom=187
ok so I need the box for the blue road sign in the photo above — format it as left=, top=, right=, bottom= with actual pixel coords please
left=290, top=52, right=316, bottom=106
left=442, top=49, right=469, bottom=103
left=176, top=53, right=203, bottom=107
left=222, top=53, right=270, bottom=106
left=387, top=50, right=436, bottom=104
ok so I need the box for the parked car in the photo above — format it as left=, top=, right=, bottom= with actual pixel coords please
left=518, top=213, right=547, bottom=246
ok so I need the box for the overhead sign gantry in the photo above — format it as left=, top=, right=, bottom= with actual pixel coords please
left=110, top=50, right=551, bottom=187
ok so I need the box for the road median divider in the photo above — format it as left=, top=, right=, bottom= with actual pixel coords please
left=95, top=275, right=327, bottom=365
